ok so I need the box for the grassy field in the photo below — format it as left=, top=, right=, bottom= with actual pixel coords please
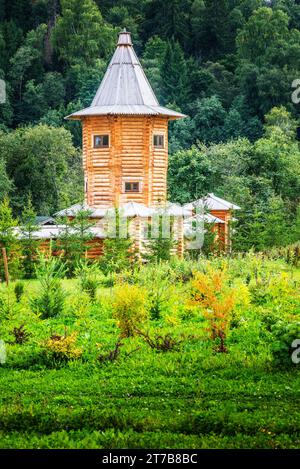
left=0, top=256, right=299, bottom=449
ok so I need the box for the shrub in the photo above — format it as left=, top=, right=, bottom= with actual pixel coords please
left=75, top=261, right=103, bottom=301
left=271, top=320, right=300, bottom=368
left=98, top=341, right=123, bottom=364
left=41, top=331, right=82, bottom=364
left=0, top=288, right=20, bottom=320
left=31, top=256, right=67, bottom=319
left=135, top=328, right=182, bottom=352
left=14, top=282, right=24, bottom=303
left=139, top=264, right=172, bottom=320
left=112, top=284, right=148, bottom=337
left=191, top=268, right=236, bottom=352
left=100, top=209, right=136, bottom=275
left=10, top=324, right=31, bottom=345
left=142, top=216, right=177, bottom=262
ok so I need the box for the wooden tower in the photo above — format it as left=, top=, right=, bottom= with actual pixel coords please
left=67, top=29, right=185, bottom=209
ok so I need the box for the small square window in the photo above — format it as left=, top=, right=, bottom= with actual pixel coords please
left=153, top=134, right=164, bottom=148
left=125, top=181, right=140, bottom=193
left=94, top=135, right=109, bottom=148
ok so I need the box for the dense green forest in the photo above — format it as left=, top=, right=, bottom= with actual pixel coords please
left=0, top=0, right=299, bottom=250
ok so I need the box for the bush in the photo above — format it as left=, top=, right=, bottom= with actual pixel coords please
left=0, top=288, right=20, bottom=320
left=271, top=320, right=300, bottom=369
left=135, top=328, right=182, bottom=352
left=14, top=282, right=24, bottom=303
left=75, top=261, right=103, bottom=301
left=41, top=332, right=82, bottom=364
left=112, top=284, right=148, bottom=337
left=31, top=256, right=67, bottom=319
left=191, top=268, right=236, bottom=352
left=10, top=324, right=31, bottom=345
left=138, top=264, right=172, bottom=320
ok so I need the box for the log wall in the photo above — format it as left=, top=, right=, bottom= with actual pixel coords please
left=82, top=115, right=169, bottom=208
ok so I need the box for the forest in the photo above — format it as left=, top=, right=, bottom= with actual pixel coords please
left=0, top=1, right=300, bottom=452
left=0, top=0, right=299, bottom=251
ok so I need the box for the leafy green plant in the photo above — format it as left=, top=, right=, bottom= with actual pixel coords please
left=31, top=256, right=67, bottom=319
left=14, top=281, right=24, bottom=303
left=75, top=261, right=103, bottom=301
left=139, top=264, right=172, bottom=320
left=20, top=196, right=40, bottom=278
left=100, top=209, right=135, bottom=275
left=0, top=288, right=20, bottom=320
left=135, top=328, right=182, bottom=352
left=112, top=284, right=148, bottom=337
left=98, top=341, right=123, bottom=364
left=10, top=324, right=31, bottom=345
left=271, top=320, right=300, bottom=369
left=56, top=208, right=96, bottom=275
left=142, top=215, right=177, bottom=263
left=191, top=268, right=236, bottom=352
left=41, top=331, right=82, bottom=364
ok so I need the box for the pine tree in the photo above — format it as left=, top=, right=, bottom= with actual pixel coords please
left=143, top=216, right=177, bottom=263
left=20, top=195, right=40, bottom=278
left=161, top=40, right=189, bottom=107
left=101, top=209, right=134, bottom=275
left=56, top=207, right=95, bottom=274
left=0, top=197, right=22, bottom=280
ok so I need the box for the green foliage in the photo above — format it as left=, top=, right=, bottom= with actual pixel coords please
left=138, top=263, right=174, bottom=320
left=0, top=197, right=22, bottom=280
left=0, top=256, right=299, bottom=448
left=161, top=39, right=189, bottom=106
left=101, top=209, right=135, bottom=275
left=31, top=256, right=67, bottom=319
left=143, top=215, right=177, bottom=263
left=52, top=0, right=115, bottom=66
left=20, top=196, right=39, bottom=278
left=41, top=331, right=82, bottom=365
left=56, top=207, right=96, bottom=274
left=271, top=321, right=300, bottom=369
left=14, top=281, right=24, bottom=303
left=0, top=0, right=299, bottom=256
left=112, top=284, right=148, bottom=337
left=75, top=261, right=103, bottom=301
left=0, top=125, right=83, bottom=215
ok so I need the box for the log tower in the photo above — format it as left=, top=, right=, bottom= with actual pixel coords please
left=67, top=29, right=185, bottom=209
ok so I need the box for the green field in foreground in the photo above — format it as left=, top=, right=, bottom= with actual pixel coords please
left=0, top=256, right=299, bottom=449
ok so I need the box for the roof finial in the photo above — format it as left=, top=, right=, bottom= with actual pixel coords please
left=118, top=28, right=132, bottom=46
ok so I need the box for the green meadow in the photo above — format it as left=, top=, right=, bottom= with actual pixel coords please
left=0, top=255, right=299, bottom=449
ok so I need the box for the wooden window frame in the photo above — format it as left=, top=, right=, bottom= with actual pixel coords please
left=124, top=181, right=141, bottom=193
left=93, top=134, right=110, bottom=149
left=153, top=134, right=165, bottom=149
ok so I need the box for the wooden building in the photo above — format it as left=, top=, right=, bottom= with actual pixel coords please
left=184, top=194, right=241, bottom=250
left=66, top=29, right=185, bottom=209
left=29, top=30, right=240, bottom=257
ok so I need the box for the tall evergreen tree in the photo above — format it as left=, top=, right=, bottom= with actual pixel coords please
left=20, top=196, right=40, bottom=278
left=161, top=40, right=189, bottom=107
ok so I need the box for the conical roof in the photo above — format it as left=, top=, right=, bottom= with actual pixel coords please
left=66, top=29, right=186, bottom=120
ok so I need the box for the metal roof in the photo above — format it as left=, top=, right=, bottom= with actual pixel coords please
left=15, top=225, right=105, bottom=240
left=66, top=29, right=186, bottom=120
left=55, top=201, right=192, bottom=218
left=55, top=203, right=108, bottom=218
left=184, top=213, right=225, bottom=225
left=35, top=216, right=56, bottom=226
left=184, top=193, right=241, bottom=211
